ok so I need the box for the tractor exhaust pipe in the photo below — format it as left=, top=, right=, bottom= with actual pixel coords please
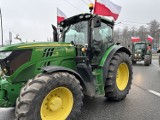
left=51, top=24, right=58, bottom=42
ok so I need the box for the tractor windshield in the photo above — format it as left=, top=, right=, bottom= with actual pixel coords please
left=61, top=21, right=88, bottom=45
left=134, top=43, right=146, bottom=50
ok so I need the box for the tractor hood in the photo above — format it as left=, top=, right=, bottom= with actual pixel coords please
left=0, top=42, right=72, bottom=52
left=0, top=41, right=75, bottom=79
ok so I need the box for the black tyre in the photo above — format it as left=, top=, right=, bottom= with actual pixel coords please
left=144, top=55, right=150, bottom=66
left=158, top=54, right=160, bottom=66
left=150, top=54, right=152, bottom=64
left=105, top=52, right=133, bottom=101
left=132, top=60, right=137, bottom=64
left=15, top=72, right=83, bottom=120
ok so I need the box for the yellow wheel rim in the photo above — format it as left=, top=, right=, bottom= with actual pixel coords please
left=40, top=87, right=73, bottom=120
left=116, top=63, right=129, bottom=91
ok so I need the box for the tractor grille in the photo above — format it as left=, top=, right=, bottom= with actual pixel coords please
left=44, top=61, right=51, bottom=66
left=43, top=48, right=54, bottom=57
left=0, top=50, right=32, bottom=76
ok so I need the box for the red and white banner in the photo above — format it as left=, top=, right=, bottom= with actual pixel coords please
left=131, top=37, right=140, bottom=42
left=147, top=35, right=153, bottom=43
left=57, top=8, right=67, bottom=23
left=94, top=0, right=121, bottom=20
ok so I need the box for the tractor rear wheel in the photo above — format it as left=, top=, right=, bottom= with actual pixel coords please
left=144, top=55, right=150, bottom=66
left=105, top=52, right=132, bottom=101
left=15, top=72, right=83, bottom=120
left=150, top=54, right=152, bottom=64
left=158, top=54, right=160, bottom=66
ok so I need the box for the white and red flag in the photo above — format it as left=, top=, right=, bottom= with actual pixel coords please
left=147, top=35, right=153, bottom=43
left=57, top=8, right=67, bottom=23
left=94, top=0, right=121, bottom=21
left=131, top=37, right=140, bottom=43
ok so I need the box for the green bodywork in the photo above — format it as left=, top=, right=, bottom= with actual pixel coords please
left=0, top=42, right=77, bottom=106
left=0, top=42, right=118, bottom=107
left=0, top=13, right=130, bottom=107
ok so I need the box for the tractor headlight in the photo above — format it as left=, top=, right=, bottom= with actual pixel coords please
left=79, top=15, right=84, bottom=19
left=134, top=54, right=137, bottom=57
left=0, top=51, right=12, bottom=59
left=138, top=54, right=141, bottom=56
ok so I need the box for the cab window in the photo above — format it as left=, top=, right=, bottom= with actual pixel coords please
left=93, top=22, right=113, bottom=43
left=63, top=21, right=88, bottom=45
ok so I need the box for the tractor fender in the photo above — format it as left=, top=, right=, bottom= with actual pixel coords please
left=41, top=66, right=87, bottom=93
left=102, top=45, right=131, bottom=83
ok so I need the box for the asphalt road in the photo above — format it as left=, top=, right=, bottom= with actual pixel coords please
left=0, top=59, right=160, bottom=120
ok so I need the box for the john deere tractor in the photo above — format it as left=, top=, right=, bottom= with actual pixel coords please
left=0, top=13, right=132, bottom=120
left=132, top=42, right=152, bottom=66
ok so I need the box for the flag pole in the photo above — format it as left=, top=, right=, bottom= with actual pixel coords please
left=0, top=8, right=4, bottom=47
left=56, top=8, right=58, bottom=42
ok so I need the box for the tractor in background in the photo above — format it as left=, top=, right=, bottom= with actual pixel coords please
left=0, top=13, right=133, bottom=120
left=131, top=42, right=152, bottom=66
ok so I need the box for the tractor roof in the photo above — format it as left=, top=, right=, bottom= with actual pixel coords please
left=59, top=13, right=114, bottom=27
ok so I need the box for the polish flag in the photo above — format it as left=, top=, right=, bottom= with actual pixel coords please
left=94, top=0, right=121, bottom=21
left=131, top=37, right=140, bottom=42
left=147, top=35, right=153, bottom=43
left=57, top=8, right=67, bottom=23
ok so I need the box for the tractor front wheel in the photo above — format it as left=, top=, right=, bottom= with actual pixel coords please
left=105, top=52, right=132, bottom=101
left=15, top=72, right=83, bottom=120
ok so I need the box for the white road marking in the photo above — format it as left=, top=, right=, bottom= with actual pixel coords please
left=148, top=90, right=160, bottom=97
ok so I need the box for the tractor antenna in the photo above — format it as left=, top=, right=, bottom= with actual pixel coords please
left=89, top=3, right=94, bottom=13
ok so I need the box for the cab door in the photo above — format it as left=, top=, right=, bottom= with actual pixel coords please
left=91, top=21, right=113, bottom=67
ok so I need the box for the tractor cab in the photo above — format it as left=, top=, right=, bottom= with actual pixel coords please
left=132, top=42, right=147, bottom=57
left=132, top=42, right=152, bottom=65
left=58, top=13, right=114, bottom=68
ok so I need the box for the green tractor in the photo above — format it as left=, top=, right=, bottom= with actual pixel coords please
left=131, top=42, right=152, bottom=66
left=0, top=13, right=132, bottom=120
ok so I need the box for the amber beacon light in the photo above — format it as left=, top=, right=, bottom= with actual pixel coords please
left=89, top=3, right=94, bottom=13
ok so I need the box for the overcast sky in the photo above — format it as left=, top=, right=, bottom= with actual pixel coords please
left=0, top=0, right=160, bottom=44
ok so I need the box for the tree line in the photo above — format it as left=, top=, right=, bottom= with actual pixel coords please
left=113, top=20, right=160, bottom=50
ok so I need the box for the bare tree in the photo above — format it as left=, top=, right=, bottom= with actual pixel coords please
left=113, top=19, right=160, bottom=49
left=137, top=26, right=148, bottom=42
left=130, top=26, right=138, bottom=37
left=148, top=20, right=160, bottom=48
left=113, top=28, right=121, bottom=43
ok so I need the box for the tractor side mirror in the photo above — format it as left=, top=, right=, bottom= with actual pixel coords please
left=51, top=24, right=58, bottom=42
left=93, top=16, right=101, bottom=28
